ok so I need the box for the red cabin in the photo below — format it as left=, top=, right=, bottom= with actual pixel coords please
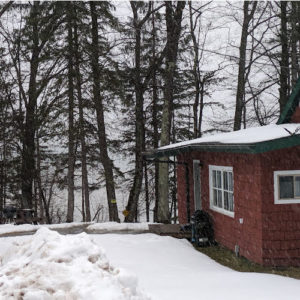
left=146, top=80, right=300, bottom=267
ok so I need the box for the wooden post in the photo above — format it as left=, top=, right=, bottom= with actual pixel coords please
left=185, top=163, right=190, bottom=223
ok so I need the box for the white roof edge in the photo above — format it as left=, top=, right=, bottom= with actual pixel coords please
left=158, top=123, right=300, bottom=151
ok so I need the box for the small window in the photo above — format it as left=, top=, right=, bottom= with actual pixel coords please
left=274, top=171, right=300, bottom=204
left=209, top=165, right=234, bottom=217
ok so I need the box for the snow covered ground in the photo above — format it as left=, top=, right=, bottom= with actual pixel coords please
left=92, top=234, right=300, bottom=300
left=0, top=228, right=299, bottom=300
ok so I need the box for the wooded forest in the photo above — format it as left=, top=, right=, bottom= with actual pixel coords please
left=0, top=1, right=298, bottom=224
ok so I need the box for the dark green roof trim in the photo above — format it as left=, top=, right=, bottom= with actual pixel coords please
left=277, top=77, right=300, bottom=124
left=143, top=135, right=300, bottom=159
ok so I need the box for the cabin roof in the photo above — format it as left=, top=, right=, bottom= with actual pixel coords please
left=144, top=79, right=300, bottom=159
left=144, top=124, right=300, bottom=158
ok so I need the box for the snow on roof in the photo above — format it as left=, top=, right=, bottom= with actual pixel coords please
left=159, top=123, right=300, bottom=151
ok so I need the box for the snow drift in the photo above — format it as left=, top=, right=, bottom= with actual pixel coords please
left=0, top=228, right=150, bottom=300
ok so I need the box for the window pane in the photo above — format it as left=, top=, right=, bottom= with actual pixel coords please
left=295, top=176, right=300, bottom=197
left=213, top=189, right=218, bottom=206
left=224, top=191, right=229, bottom=210
left=213, top=170, right=216, bottom=188
left=228, top=172, right=233, bottom=192
left=228, top=193, right=234, bottom=212
left=217, top=190, right=222, bottom=207
left=279, top=176, right=294, bottom=199
left=223, top=172, right=228, bottom=190
left=216, top=171, right=222, bottom=188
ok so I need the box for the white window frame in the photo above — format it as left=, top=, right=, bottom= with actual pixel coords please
left=274, top=170, right=300, bottom=204
left=209, top=165, right=234, bottom=218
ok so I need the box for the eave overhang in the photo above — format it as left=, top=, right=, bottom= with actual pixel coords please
left=143, top=134, right=300, bottom=159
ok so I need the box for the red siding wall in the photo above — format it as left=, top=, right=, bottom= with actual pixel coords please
left=260, top=146, right=300, bottom=266
left=177, top=151, right=263, bottom=264
left=291, top=107, right=300, bottom=123
left=177, top=146, right=300, bottom=266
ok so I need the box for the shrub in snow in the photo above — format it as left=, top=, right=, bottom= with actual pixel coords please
left=0, top=228, right=150, bottom=300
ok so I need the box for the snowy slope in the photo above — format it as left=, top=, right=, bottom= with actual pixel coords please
left=92, top=233, right=300, bottom=300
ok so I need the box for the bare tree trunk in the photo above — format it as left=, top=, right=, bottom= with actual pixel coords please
left=189, top=2, right=201, bottom=139
left=36, top=133, right=51, bottom=224
left=66, top=3, right=75, bottom=222
left=21, top=2, right=40, bottom=209
left=73, top=6, right=91, bottom=222
left=291, top=2, right=299, bottom=88
left=151, top=4, right=160, bottom=222
left=0, top=155, right=3, bottom=211
left=35, top=134, right=44, bottom=222
left=124, top=2, right=145, bottom=223
left=279, top=1, right=289, bottom=113
left=33, top=178, right=38, bottom=217
left=124, top=2, right=165, bottom=222
left=0, top=103, right=8, bottom=211
left=193, top=82, right=200, bottom=138
left=233, top=1, right=257, bottom=131
left=144, top=164, right=150, bottom=222
left=90, top=1, right=119, bottom=222
left=198, top=81, right=205, bottom=137
left=158, top=1, right=185, bottom=223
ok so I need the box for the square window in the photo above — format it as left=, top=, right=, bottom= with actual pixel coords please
left=209, top=165, right=234, bottom=217
left=274, top=171, right=300, bottom=204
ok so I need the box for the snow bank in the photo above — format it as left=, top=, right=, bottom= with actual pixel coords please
left=0, top=222, right=151, bottom=236
left=0, top=224, right=37, bottom=235
left=0, top=228, right=150, bottom=300
left=0, top=222, right=92, bottom=236
left=87, top=222, right=150, bottom=233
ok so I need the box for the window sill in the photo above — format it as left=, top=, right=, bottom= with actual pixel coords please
left=275, top=199, right=300, bottom=204
left=210, top=206, right=234, bottom=218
